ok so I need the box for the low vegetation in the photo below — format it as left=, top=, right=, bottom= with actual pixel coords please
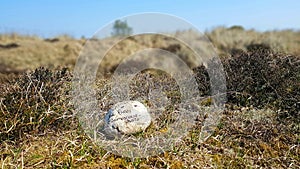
left=0, top=27, right=299, bottom=168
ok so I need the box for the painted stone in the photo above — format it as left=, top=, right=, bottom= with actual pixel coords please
left=104, top=101, right=151, bottom=136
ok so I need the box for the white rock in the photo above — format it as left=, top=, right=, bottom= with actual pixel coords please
left=104, top=101, right=151, bottom=136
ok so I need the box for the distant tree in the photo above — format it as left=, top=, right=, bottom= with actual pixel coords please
left=111, top=20, right=133, bottom=37
left=228, top=25, right=245, bottom=31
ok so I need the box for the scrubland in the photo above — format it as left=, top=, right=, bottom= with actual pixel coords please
left=0, top=27, right=299, bottom=168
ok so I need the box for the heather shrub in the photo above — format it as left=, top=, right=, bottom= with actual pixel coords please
left=0, top=67, right=75, bottom=142
left=224, top=45, right=299, bottom=120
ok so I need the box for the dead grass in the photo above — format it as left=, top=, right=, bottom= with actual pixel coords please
left=1, top=106, right=298, bottom=168
left=1, top=28, right=300, bottom=76
left=0, top=33, right=83, bottom=71
left=1, top=63, right=299, bottom=168
left=0, top=29, right=299, bottom=168
left=206, top=26, right=300, bottom=57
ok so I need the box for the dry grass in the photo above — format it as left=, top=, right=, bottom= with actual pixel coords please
left=0, top=33, right=83, bottom=71
left=0, top=29, right=299, bottom=168
left=1, top=27, right=300, bottom=75
left=1, top=64, right=299, bottom=168
left=206, top=26, right=300, bottom=57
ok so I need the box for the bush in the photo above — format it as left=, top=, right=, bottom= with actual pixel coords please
left=193, top=45, right=299, bottom=121
left=228, top=25, right=245, bottom=31
left=0, top=67, right=75, bottom=142
left=224, top=46, right=300, bottom=120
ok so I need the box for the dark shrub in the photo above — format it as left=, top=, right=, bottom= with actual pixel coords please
left=225, top=49, right=299, bottom=120
left=0, top=67, right=75, bottom=142
left=194, top=48, right=299, bottom=121
left=246, top=43, right=272, bottom=53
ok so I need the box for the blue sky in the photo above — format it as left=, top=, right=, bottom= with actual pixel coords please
left=1, top=0, right=299, bottom=38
